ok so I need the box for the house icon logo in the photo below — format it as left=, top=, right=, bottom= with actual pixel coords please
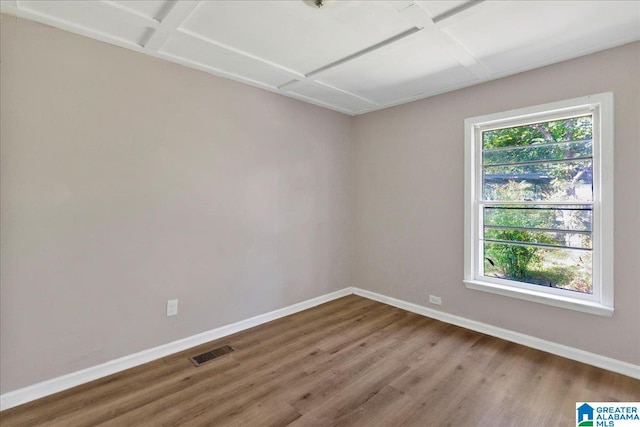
left=577, top=403, right=594, bottom=426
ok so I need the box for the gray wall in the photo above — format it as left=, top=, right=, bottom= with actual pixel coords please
left=353, top=41, right=640, bottom=365
left=0, top=15, right=353, bottom=393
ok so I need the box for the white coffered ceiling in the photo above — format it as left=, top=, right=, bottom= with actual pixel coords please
left=1, top=0, right=639, bottom=115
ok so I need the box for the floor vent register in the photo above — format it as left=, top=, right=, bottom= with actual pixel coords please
left=189, top=345, right=235, bottom=367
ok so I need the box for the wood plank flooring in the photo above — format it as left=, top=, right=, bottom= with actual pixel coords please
left=1, top=295, right=638, bottom=426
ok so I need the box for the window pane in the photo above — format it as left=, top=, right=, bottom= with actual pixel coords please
left=482, top=115, right=593, bottom=150
left=484, top=205, right=592, bottom=232
left=483, top=242, right=592, bottom=294
left=483, top=139, right=592, bottom=166
left=483, top=159, right=593, bottom=202
left=484, top=228, right=591, bottom=249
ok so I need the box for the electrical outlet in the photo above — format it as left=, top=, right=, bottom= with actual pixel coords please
left=167, top=299, right=178, bottom=316
left=428, top=295, right=442, bottom=306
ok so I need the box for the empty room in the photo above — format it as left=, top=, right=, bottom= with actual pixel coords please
left=1, top=0, right=639, bottom=426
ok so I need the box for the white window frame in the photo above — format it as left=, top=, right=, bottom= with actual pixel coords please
left=464, top=93, right=614, bottom=317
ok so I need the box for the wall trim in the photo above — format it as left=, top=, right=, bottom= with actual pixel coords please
left=0, top=287, right=354, bottom=411
left=2, top=285, right=638, bottom=411
left=351, top=287, right=640, bottom=380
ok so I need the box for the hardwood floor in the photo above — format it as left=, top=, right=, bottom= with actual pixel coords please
left=1, top=295, right=638, bottom=426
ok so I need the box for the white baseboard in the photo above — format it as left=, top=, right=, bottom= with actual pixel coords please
left=2, top=285, right=638, bottom=411
left=351, top=287, right=640, bottom=380
left=0, top=287, right=354, bottom=411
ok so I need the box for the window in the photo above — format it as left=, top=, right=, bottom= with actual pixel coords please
left=464, top=93, right=613, bottom=316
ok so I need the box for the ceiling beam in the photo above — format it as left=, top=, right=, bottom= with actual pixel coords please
left=176, top=28, right=305, bottom=80
left=142, top=1, right=201, bottom=52
left=4, top=2, right=144, bottom=50
left=305, top=26, right=422, bottom=79
left=404, top=2, right=491, bottom=80
left=100, top=1, right=160, bottom=27
left=158, top=1, right=201, bottom=29
left=276, top=26, right=424, bottom=109
left=312, top=81, right=379, bottom=107
left=432, top=0, right=485, bottom=25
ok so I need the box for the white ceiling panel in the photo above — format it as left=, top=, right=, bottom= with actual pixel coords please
left=415, top=1, right=469, bottom=20
left=2, top=0, right=639, bottom=115
left=442, top=1, right=640, bottom=75
left=17, top=1, right=153, bottom=46
left=107, top=1, right=175, bottom=22
left=178, top=0, right=417, bottom=74
left=317, top=30, right=477, bottom=105
left=287, top=82, right=375, bottom=113
left=160, top=32, right=296, bottom=88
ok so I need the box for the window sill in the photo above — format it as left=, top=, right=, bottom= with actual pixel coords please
left=464, top=280, right=614, bottom=317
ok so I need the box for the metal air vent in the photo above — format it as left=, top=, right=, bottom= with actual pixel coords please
left=190, top=345, right=235, bottom=367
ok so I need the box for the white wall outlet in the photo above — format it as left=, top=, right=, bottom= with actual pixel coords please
left=428, top=294, right=442, bottom=306
left=166, top=299, right=178, bottom=316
